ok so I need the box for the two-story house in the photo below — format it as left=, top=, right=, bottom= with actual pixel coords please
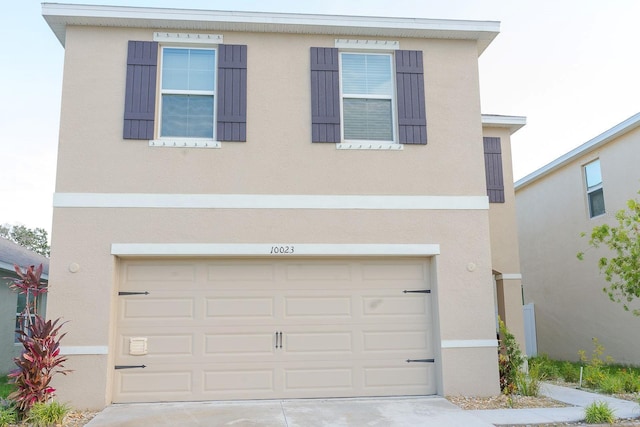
left=43, top=3, right=525, bottom=409
left=516, top=113, right=640, bottom=364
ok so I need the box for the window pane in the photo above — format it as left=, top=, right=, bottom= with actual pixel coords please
left=162, top=48, right=215, bottom=91
left=589, top=188, right=605, bottom=217
left=342, top=54, right=392, bottom=96
left=343, top=98, right=393, bottom=141
left=585, top=160, right=602, bottom=189
left=161, top=95, right=214, bottom=138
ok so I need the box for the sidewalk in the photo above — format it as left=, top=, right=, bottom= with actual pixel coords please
left=469, top=382, right=640, bottom=425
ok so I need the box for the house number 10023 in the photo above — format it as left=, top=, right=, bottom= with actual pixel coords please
left=270, top=245, right=294, bottom=254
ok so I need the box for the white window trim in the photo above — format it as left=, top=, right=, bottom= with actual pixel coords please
left=339, top=51, right=398, bottom=148
left=156, top=45, right=218, bottom=145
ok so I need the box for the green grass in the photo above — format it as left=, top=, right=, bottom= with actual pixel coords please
left=0, top=375, right=14, bottom=400
left=528, top=355, right=640, bottom=394
left=584, top=401, right=616, bottom=424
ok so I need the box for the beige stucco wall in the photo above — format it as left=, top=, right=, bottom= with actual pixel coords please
left=483, top=126, right=525, bottom=350
left=47, top=24, right=507, bottom=408
left=517, top=126, right=640, bottom=364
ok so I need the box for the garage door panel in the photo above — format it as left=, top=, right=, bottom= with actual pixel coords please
left=125, top=263, right=197, bottom=282
left=115, top=258, right=436, bottom=402
left=285, top=296, right=352, bottom=318
left=204, top=369, right=275, bottom=392
left=361, top=262, right=427, bottom=282
left=121, top=298, right=195, bottom=320
left=284, top=367, right=354, bottom=391
left=285, top=332, right=353, bottom=353
left=206, top=297, right=275, bottom=318
left=204, top=332, right=275, bottom=356
left=117, top=333, right=194, bottom=357
left=207, top=263, right=275, bottom=282
left=363, top=330, right=430, bottom=352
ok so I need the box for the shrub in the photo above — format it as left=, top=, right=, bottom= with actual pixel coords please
left=6, top=264, right=71, bottom=417
left=620, top=369, right=640, bottom=393
left=579, top=338, right=613, bottom=389
left=516, top=362, right=544, bottom=396
left=0, top=402, right=17, bottom=427
left=498, top=317, right=524, bottom=394
left=599, top=374, right=624, bottom=394
left=560, top=361, right=580, bottom=383
left=529, top=354, right=560, bottom=380
left=8, top=316, right=71, bottom=415
left=584, top=401, right=616, bottom=424
left=26, top=401, right=70, bottom=427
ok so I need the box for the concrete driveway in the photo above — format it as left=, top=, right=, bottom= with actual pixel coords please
left=85, top=396, right=494, bottom=426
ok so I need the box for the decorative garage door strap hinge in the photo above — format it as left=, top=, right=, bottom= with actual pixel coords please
left=118, top=291, right=150, bottom=296
left=406, top=359, right=435, bottom=363
left=115, top=365, right=147, bottom=369
left=402, top=289, right=431, bottom=294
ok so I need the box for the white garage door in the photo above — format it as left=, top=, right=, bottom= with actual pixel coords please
left=114, top=258, right=436, bottom=403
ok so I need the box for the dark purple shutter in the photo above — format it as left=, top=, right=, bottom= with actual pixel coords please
left=483, top=137, right=505, bottom=203
left=396, top=50, right=427, bottom=145
left=123, top=41, right=158, bottom=140
left=217, top=44, right=247, bottom=142
left=310, top=47, right=340, bottom=143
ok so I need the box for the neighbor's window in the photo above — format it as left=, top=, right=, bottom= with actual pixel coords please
left=340, top=53, right=395, bottom=142
left=584, top=159, right=605, bottom=218
left=160, top=47, right=216, bottom=138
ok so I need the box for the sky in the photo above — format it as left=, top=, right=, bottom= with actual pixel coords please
left=2, top=0, right=640, bottom=236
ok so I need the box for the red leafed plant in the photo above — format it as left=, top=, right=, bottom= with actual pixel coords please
left=6, top=264, right=71, bottom=416
left=8, top=316, right=71, bottom=414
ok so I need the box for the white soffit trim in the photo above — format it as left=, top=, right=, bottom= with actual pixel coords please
left=441, top=339, right=498, bottom=349
left=41, top=3, right=499, bottom=54
left=112, top=243, right=440, bottom=257
left=60, top=346, right=109, bottom=355
left=153, top=32, right=223, bottom=44
left=515, top=111, right=640, bottom=191
left=335, top=39, right=400, bottom=50
left=53, top=193, right=489, bottom=210
left=481, top=114, right=526, bottom=134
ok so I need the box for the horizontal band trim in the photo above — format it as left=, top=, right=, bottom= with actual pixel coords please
left=60, top=346, right=109, bottom=355
left=53, top=193, right=489, bottom=210
left=112, top=243, right=441, bottom=257
left=441, top=339, right=498, bottom=349
left=495, top=274, right=522, bottom=280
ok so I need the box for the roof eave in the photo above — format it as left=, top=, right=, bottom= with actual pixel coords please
left=42, top=3, right=499, bottom=54
left=515, top=112, right=640, bottom=191
left=481, top=114, right=527, bottom=134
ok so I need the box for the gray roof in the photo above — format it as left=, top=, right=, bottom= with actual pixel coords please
left=0, top=237, right=49, bottom=277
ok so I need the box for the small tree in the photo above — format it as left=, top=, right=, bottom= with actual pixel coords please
left=498, top=317, right=524, bottom=394
left=6, top=264, right=70, bottom=417
left=577, top=194, right=640, bottom=315
left=0, top=224, right=50, bottom=258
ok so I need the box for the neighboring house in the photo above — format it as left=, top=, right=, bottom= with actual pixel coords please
left=0, top=237, right=49, bottom=374
left=516, top=113, right=640, bottom=364
left=42, top=3, right=526, bottom=409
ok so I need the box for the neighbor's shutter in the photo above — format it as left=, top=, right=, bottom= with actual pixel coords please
left=395, top=50, right=427, bottom=145
left=217, top=44, right=247, bottom=142
left=483, top=137, right=505, bottom=203
left=123, top=41, right=158, bottom=140
left=310, top=47, right=340, bottom=143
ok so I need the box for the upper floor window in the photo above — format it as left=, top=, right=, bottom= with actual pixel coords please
left=160, top=47, right=216, bottom=139
left=340, top=53, right=394, bottom=142
left=584, top=159, right=605, bottom=217
left=310, top=45, right=426, bottom=148
left=123, top=35, right=247, bottom=146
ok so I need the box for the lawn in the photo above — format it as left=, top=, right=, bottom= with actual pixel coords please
left=0, top=375, right=14, bottom=399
